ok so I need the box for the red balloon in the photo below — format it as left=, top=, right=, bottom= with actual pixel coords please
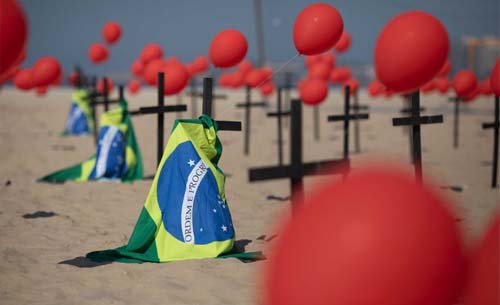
left=128, top=79, right=141, bottom=95
left=0, top=0, right=27, bottom=80
left=131, top=59, right=144, bottom=77
left=375, top=11, right=449, bottom=93
left=69, top=71, right=79, bottom=86
left=13, top=69, right=34, bottom=90
left=142, top=59, right=165, bottom=86
left=230, top=71, right=245, bottom=88
left=260, top=81, right=275, bottom=97
left=490, top=57, right=500, bottom=97
left=246, top=69, right=265, bottom=88
left=263, top=166, right=465, bottom=305
left=343, top=78, right=359, bottom=94
left=463, top=212, right=499, bottom=305
left=88, top=43, right=109, bottom=64
left=368, top=80, right=384, bottom=97
left=478, top=79, right=492, bottom=95
left=293, top=3, right=344, bottom=55
left=452, top=70, right=477, bottom=98
left=334, top=31, right=351, bottom=53
left=218, top=73, right=232, bottom=87
left=161, top=63, right=189, bottom=95
left=435, top=78, right=450, bottom=94
left=237, top=60, right=253, bottom=75
left=421, top=80, right=436, bottom=93
left=330, top=66, right=351, bottom=83
left=309, top=63, right=331, bottom=81
left=97, top=78, right=114, bottom=94
left=321, top=52, right=336, bottom=68
left=0, top=63, right=20, bottom=85
left=32, top=56, right=61, bottom=87
left=437, top=60, right=451, bottom=77
left=102, top=21, right=121, bottom=44
left=36, top=86, right=47, bottom=96
left=140, top=43, right=163, bottom=64
left=462, top=87, right=479, bottom=103
left=305, top=55, right=322, bottom=68
left=299, top=78, right=328, bottom=105
left=209, top=29, right=248, bottom=68
left=191, top=56, right=209, bottom=74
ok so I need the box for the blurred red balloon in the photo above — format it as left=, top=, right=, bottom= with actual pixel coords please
left=230, top=71, right=245, bottom=88
left=191, top=56, right=209, bottom=74
left=263, top=166, right=465, bottom=305
left=0, top=63, right=20, bottom=85
left=209, top=29, right=248, bottom=68
left=375, top=11, right=449, bottom=93
left=142, top=59, right=165, bottom=86
left=437, top=60, right=451, bottom=77
left=330, top=66, right=351, bottom=83
left=260, top=81, right=275, bottom=96
left=237, top=60, right=253, bottom=75
left=321, top=52, right=336, bottom=68
left=309, top=63, right=331, bottom=81
left=305, top=55, right=322, bottom=68
left=435, top=78, right=450, bottom=94
left=69, top=71, right=79, bottom=86
left=490, top=57, right=500, bottom=97
left=463, top=212, right=499, bottom=305
left=246, top=69, right=265, bottom=88
left=334, top=31, right=351, bottom=53
left=97, top=78, right=114, bottom=94
left=343, top=78, right=359, bottom=94
left=478, top=79, right=492, bottom=95
left=128, top=79, right=141, bottom=95
left=161, top=63, right=189, bottom=95
left=32, top=56, right=61, bottom=87
left=52, top=72, right=63, bottom=86
left=368, top=80, right=384, bottom=97
left=0, top=0, right=27, bottom=80
left=421, top=80, right=436, bottom=93
left=299, top=78, right=328, bottom=105
left=218, top=73, right=232, bottom=87
left=36, top=86, right=47, bottom=96
left=462, top=87, right=479, bottom=103
left=293, top=3, right=343, bottom=55
left=130, top=59, right=144, bottom=77
left=452, top=70, right=477, bottom=98
left=140, top=43, right=163, bottom=64
left=88, top=43, right=109, bottom=64
left=165, top=56, right=181, bottom=67
left=102, top=21, right=121, bottom=44
left=13, top=69, right=34, bottom=90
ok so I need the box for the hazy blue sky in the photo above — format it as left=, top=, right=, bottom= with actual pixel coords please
left=19, top=0, right=500, bottom=80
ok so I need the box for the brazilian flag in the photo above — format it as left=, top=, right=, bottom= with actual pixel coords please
left=62, top=89, right=94, bottom=136
left=87, top=116, right=261, bottom=263
left=39, top=100, right=143, bottom=183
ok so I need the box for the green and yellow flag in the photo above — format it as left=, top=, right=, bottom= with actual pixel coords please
left=39, top=100, right=143, bottom=183
left=62, top=89, right=95, bottom=136
left=87, top=116, right=260, bottom=263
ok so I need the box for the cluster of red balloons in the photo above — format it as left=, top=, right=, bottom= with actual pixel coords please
left=218, top=61, right=275, bottom=98
left=263, top=165, right=499, bottom=305
left=88, top=21, right=122, bottom=64
left=13, top=56, right=62, bottom=95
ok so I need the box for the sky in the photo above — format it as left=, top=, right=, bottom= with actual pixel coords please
left=18, top=0, right=500, bottom=83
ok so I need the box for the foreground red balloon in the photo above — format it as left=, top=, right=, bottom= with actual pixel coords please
left=140, top=43, right=163, bottom=64
left=102, top=21, right=121, bottom=44
left=490, top=58, right=500, bottom=97
left=161, top=63, right=189, bottom=95
left=452, top=70, right=477, bottom=98
left=32, top=57, right=61, bottom=87
left=263, top=166, right=465, bottom=305
left=127, top=79, right=141, bottom=95
left=13, top=69, right=34, bottom=90
left=209, top=29, right=248, bottom=68
left=293, top=3, right=343, bottom=55
left=0, top=0, right=27, bottom=80
left=375, top=11, right=449, bottom=93
left=463, top=212, right=499, bottom=305
left=299, top=78, right=328, bottom=105
left=334, top=31, right=351, bottom=53
left=88, top=43, right=109, bottom=64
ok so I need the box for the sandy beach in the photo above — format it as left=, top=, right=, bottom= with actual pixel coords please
left=0, top=87, right=498, bottom=305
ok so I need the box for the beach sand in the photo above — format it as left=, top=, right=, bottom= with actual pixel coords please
left=0, top=87, right=498, bottom=305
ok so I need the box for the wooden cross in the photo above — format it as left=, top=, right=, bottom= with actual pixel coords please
left=327, top=86, right=370, bottom=160
left=351, top=90, right=370, bottom=153
left=482, top=96, right=499, bottom=188
left=236, top=85, right=267, bottom=155
left=392, top=91, right=443, bottom=184
left=186, top=78, right=227, bottom=118
left=267, top=87, right=290, bottom=165
left=249, top=99, right=349, bottom=213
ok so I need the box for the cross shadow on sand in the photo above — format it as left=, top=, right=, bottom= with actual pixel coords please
left=58, top=256, right=111, bottom=268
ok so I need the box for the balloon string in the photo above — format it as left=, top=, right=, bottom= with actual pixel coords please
left=256, top=53, right=301, bottom=88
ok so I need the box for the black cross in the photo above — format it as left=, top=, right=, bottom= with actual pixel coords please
left=267, top=87, right=290, bottom=165
left=186, top=78, right=227, bottom=118
left=392, top=91, right=443, bottom=184
left=447, top=96, right=462, bottom=149
left=327, top=86, right=370, bottom=160
left=400, top=94, right=426, bottom=114
left=352, top=90, right=370, bottom=153
left=236, top=85, right=267, bottom=155
left=482, top=96, right=499, bottom=188
left=129, top=72, right=187, bottom=167
left=249, top=99, right=349, bottom=213
left=200, top=77, right=242, bottom=131
left=313, top=105, right=320, bottom=141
